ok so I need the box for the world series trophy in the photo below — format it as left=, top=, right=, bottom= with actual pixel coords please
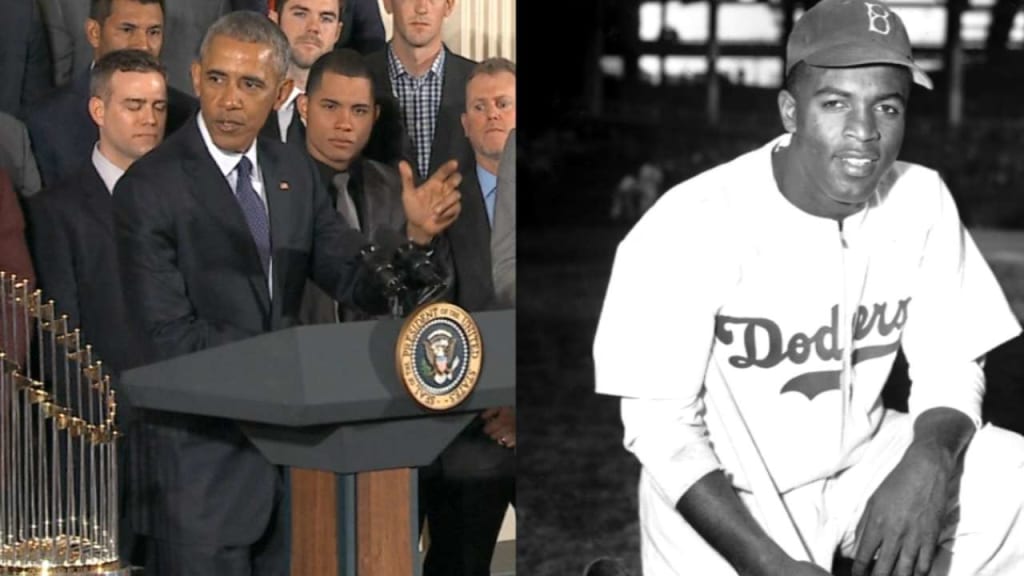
left=0, top=272, right=131, bottom=575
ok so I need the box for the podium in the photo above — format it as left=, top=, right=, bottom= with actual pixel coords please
left=120, top=309, right=515, bottom=576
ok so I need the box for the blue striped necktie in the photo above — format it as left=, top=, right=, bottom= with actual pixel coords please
left=234, top=156, right=270, bottom=275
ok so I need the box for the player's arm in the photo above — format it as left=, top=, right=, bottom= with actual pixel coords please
left=853, top=175, right=1016, bottom=576
left=622, top=397, right=828, bottom=576
left=595, top=193, right=827, bottom=576
left=851, top=406, right=974, bottom=576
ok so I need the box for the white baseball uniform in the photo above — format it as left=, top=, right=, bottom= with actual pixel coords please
left=593, top=134, right=1024, bottom=575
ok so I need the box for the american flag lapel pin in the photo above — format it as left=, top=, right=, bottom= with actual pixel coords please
left=279, top=181, right=290, bottom=191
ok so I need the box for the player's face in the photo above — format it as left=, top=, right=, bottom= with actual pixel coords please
left=779, top=65, right=909, bottom=219
left=387, top=0, right=454, bottom=49
left=272, top=0, right=342, bottom=70
left=299, top=72, right=378, bottom=171
left=192, top=35, right=289, bottom=153
left=89, top=0, right=165, bottom=59
left=92, top=70, right=167, bottom=168
left=461, top=71, right=516, bottom=167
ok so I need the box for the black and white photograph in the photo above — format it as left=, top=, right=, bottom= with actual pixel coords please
left=519, top=1, right=1024, bottom=575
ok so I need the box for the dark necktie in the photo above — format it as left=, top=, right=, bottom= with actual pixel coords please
left=332, top=172, right=361, bottom=231
left=235, top=157, right=271, bottom=275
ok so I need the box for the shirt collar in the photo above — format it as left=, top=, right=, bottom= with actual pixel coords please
left=197, top=110, right=259, bottom=178
left=387, top=43, right=447, bottom=81
left=282, top=85, right=303, bottom=110
left=91, top=143, right=125, bottom=194
left=476, top=163, right=497, bottom=196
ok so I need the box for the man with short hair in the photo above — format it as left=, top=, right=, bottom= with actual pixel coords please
left=419, top=56, right=517, bottom=576
left=296, top=48, right=462, bottom=323
left=593, top=1, right=1024, bottom=575
left=368, top=0, right=474, bottom=181
left=27, top=0, right=195, bottom=187
left=264, top=0, right=342, bottom=144
left=26, top=47, right=168, bottom=565
left=113, top=12, right=460, bottom=575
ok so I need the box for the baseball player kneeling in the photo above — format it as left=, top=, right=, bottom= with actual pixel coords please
left=593, top=0, right=1024, bottom=574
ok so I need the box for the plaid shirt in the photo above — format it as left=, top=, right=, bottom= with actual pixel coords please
left=387, top=45, right=446, bottom=179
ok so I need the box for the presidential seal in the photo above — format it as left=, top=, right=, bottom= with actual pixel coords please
left=396, top=302, right=483, bottom=411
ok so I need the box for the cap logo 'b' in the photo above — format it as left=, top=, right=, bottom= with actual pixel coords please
left=864, top=2, right=892, bottom=35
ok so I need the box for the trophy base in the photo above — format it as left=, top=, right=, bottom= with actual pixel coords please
left=0, top=562, right=139, bottom=575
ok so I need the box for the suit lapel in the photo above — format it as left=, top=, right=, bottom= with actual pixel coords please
left=430, top=50, right=469, bottom=175
left=181, top=119, right=271, bottom=315
left=81, top=165, right=114, bottom=239
left=261, top=139, right=292, bottom=323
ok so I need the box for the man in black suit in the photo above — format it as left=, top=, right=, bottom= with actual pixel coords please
left=26, top=0, right=196, bottom=188
left=262, top=0, right=342, bottom=146
left=366, top=0, right=474, bottom=181
left=419, top=57, right=517, bottom=576
left=25, top=48, right=167, bottom=564
left=0, top=0, right=54, bottom=119
left=113, top=12, right=461, bottom=575
left=337, top=0, right=386, bottom=55
left=296, top=48, right=413, bottom=323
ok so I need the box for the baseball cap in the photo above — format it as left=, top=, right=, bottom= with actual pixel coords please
left=785, top=0, right=933, bottom=90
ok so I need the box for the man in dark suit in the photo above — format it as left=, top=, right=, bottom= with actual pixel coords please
left=297, top=48, right=463, bottom=323
left=262, top=0, right=342, bottom=146
left=26, top=0, right=196, bottom=188
left=0, top=0, right=54, bottom=119
left=366, top=0, right=474, bottom=181
left=419, top=57, right=517, bottom=576
left=25, top=49, right=168, bottom=564
left=113, top=12, right=460, bottom=575
left=296, top=48, right=407, bottom=323
left=337, top=0, right=386, bottom=54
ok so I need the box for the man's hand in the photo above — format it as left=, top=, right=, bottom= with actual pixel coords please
left=482, top=406, right=515, bottom=448
left=401, top=159, right=462, bottom=245
left=851, top=409, right=973, bottom=576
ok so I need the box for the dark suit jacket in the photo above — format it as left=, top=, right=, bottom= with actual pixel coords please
left=365, top=45, right=475, bottom=182
left=113, top=115, right=375, bottom=546
left=258, top=102, right=306, bottom=149
left=26, top=68, right=197, bottom=188
left=0, top=0, right=54, bottom=119
left=337, top=0, right=386, bottom=54
left=299, top=155, right=404, bottom=325
left=448, top=155, right=495, bottom=312
left=25, top=162, right=144, bottom=423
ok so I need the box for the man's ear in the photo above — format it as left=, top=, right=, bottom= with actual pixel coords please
left=274, top=77, right=295, bottom=111
left=297, top=93, right=308, bottom=123
left=460, top=112, right=468, bottom=137
left=778, top=89, right=798, bottom=134
left=268, top=9, right=279, bottom=24
left=373, top=103, right=380, bottom=124
left=190, top=61, right=203, bottom=98
left=85, top=18, right=102, bottom=51
left=89, top=96, right=105, bottom=128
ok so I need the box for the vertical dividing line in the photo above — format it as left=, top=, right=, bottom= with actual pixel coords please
left=0, top=273, right=8, bottom=564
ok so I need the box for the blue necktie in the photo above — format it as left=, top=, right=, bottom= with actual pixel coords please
left=234, top=157, right=271, bottom=276
left=485, top=186, right=497, bottom=228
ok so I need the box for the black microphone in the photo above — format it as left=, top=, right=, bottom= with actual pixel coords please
left=358, top=243, right=404, bottom=298
left=373, top=230, right=448, bottom=308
